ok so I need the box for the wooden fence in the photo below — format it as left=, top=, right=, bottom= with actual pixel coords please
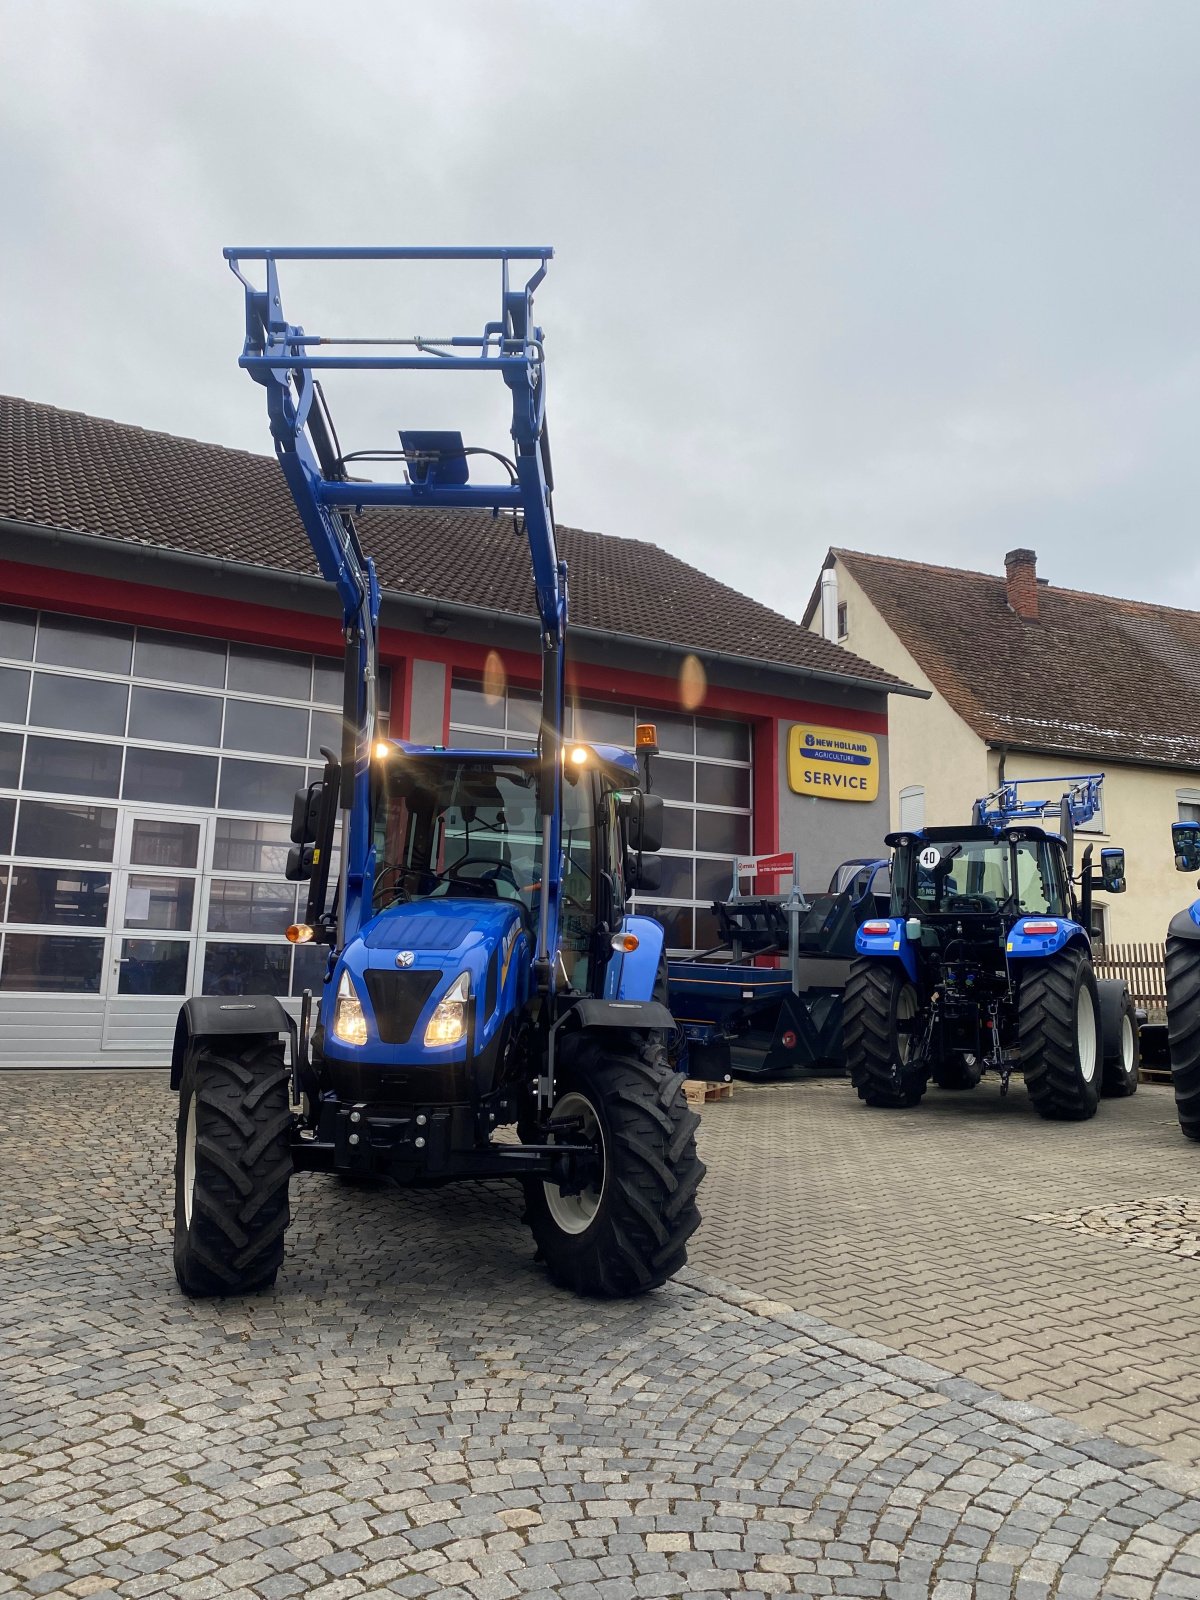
left=1093, top=942, right=1167, bottom=1020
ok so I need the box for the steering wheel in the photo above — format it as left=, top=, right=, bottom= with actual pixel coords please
left=946, top=894, right=997, bottom=913
left=437, top=855, right=525, bottom=902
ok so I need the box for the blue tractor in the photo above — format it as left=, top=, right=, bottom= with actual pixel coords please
left=1164, top=821, right=1200, bottom=1140
left=843, top=777, right=1138, bottom=1119
left=169, top=248, right=703, bottom=1298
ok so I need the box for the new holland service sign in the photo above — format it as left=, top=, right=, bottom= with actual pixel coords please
left=787, top=723, right=879, bottom=802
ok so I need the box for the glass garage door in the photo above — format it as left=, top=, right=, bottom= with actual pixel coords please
left=0, top=605, right=367, bottom=1064
left=449, top=675, right=753, bottom=953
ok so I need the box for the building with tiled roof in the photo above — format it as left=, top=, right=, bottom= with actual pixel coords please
left=0, top=395, right=918, bottom=1066
left=803, top=547, right=1198, bottom=943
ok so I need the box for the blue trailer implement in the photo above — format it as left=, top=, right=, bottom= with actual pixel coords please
left=667, top=853, right=890, bottom=1079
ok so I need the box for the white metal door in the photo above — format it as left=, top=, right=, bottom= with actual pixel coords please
left=101, top=811, right=209, bottom=1052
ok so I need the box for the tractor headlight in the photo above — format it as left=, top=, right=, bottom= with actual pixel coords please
left=423, top=971, right=470, bottom=1048
left=332, top=971, right=369, bottom=1047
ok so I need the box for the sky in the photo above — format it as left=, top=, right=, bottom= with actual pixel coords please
left=3, top=0, right=1199, bottom=618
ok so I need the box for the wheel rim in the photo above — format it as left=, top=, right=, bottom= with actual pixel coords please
left=1120, top=1013, right=1135, bottom=1073
left=896, top=986, right=918, bottom=1065
left=543, top=1090, right=605, bottom=1235
left=182, top=1091, right=198, bottom=1228
left=1077, top=990, right=1098, bottom=1083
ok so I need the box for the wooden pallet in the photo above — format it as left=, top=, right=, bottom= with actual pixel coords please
left=1139, top=1064, right=1174, bottom=1086
left=683, top=1078, right=733, bottom=1106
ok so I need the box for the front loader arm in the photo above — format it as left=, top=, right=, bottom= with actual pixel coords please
left=225, top=247, right=565, bottom=988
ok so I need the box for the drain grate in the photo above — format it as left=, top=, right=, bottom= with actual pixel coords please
left=1025, top=1196, right=1200, bottom=1260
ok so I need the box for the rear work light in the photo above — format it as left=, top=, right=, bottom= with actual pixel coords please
left=862, top=920, right=892, bottom=936
left=1022, top=920, right=1060, bottom=935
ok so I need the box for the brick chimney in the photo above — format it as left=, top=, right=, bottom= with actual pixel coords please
left=1004, top=548, right=1039, bottom=621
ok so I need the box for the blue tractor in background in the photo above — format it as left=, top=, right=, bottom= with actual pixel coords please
left=844, top=776, right=1138, bottom=1119
left=169, top=248, right=703, bottom=1299
left=1164, top=821, right=1200, bottom=1141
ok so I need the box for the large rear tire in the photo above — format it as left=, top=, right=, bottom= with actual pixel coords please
left=1020, top=951, right=1101, bottom=1121
left=1165, top=934, right=1200, bottom=1141
left=1098, top=983, right=1139, bottom=1098
left=523, top=1034, right=704, bottom=1296
left=843, top=959, right=927, bottom=1108
left=173, top=1036, right=294, bottom=1297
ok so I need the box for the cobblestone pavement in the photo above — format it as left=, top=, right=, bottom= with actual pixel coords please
left=691, top=1076, right=1200, bottom=1466
left=3, top=1073, right=1200, bottom=1600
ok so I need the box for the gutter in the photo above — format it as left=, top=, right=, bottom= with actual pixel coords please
left=2, top=518, right=928, bottom=701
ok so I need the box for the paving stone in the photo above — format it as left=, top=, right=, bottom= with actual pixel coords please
left=2, top=1071, right=1199, bottom=1600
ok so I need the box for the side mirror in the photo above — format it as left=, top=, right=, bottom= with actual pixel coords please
left=626, top=851, right=662, bottom=893
left=626, top=792, right=664, bottom=854
left=1100, top=848, right=1126, bottom=894
left=286, top=843, right=314, bottom=882
left=1173, top=822, right=1200, bottom=873
left=291, top=782, right=325, bottom=845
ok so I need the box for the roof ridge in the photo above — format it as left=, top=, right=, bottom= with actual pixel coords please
left=833, top=547, right=1006, bottom=586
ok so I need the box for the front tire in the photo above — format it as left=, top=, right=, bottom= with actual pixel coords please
left=1166, top=934, right=1200, bottom=1140
left=523, top=1034, right=704, bottom=1296
left=1020, top=951, right=1101, bottom=1121
left=1098, top=984, right=1139, bottom=1098
left=173, top=1036, right=294, bottom=1297
left=843, top=959, right=927, bottom=1108
left=932, top=1055, right=984, bottom=1091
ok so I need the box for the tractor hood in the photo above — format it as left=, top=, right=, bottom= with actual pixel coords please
left=359, top=897, right=523, bottom=958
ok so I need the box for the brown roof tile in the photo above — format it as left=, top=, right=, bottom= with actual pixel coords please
left=833, top=548, right=1200, bottom=770
left=0, top=394, right=907, bottom=692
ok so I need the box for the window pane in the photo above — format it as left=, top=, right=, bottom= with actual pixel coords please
left=24, top=736, right=121, bottom=798
left=575, top=701, right=634, bottom=747
left=16, top=800, right=117, bottom=861
left=313, top=657, right=343, bottom=705
left=0, top=731, right=21, bottom=788
left=129, top=818, right=200, bottom=869
left=0, top=797, right=14, bottom=853
left=6, top=867, right=110, bottom=926
left=227, top=643, right=311, bottom=701
left=309, top=709, right=344, bottom=761
left=123, top=875, right=195, bottom=932
left=292, top=940, right=330, bottom=995
left=697, top=809, right=751, bottom=855
left=29, top=673, right=128, bottom=737
left=202, top=941, right=290, bottom=996
left=451, top=728, right=504, bottom=750
left=117, top=938, right=189, bottom=995
left=650, top=758, right=693, bottom=804
left=134, top=628, right=226, bottom=688
left=0, top=666, right=29, bottom=723
left=212, top=818, right=291, bottom=874
left=1, top=932, right=104, bottom=992
left=129, top=685, right=222, bottom=746
left=223, top=698, right=308, bottom=757
left=36, top=614, right=133, bottom=676
left=123, top=747, right=218, bottom=808
left=695, top=857, right=735, bottom=903
left=696, top=763, right=751, bottom=810
left=218, top=759, right=305, bottom=816
left=660, top=804, right=693, bottom=852
left=696, top=718, right=750, bottom=762
left=647, top=904, right=693, bottom=951
left=0, top=607, right=36, bottom=662
left=695, top=905, right=720, bottom=950
left=648, top=712, right=694, bottom=756
left=207, top=879, right=295, bottom=934
left=450, top=676, right=504, bottom=731
left=507, top=688, right=541, bottom=737
left=657, top=855, right=695, bottom=901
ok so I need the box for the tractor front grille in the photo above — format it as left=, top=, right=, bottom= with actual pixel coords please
left=363, top=969, right=443, bottom=1044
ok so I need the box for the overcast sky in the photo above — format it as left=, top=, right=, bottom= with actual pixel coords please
left=3, top=1, right=1198, bottom=618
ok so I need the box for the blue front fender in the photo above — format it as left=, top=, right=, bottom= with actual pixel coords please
left=605, top=914, right=666, bottom=1002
